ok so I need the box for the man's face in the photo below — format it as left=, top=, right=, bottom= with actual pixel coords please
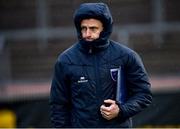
left=81, top=18, right=103, bottom=41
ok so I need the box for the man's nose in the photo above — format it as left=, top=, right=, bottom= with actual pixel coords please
left=85, top=29, right=91, bottom=37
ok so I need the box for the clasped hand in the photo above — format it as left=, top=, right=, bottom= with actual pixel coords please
left=100, top=99, right=120, bottom=120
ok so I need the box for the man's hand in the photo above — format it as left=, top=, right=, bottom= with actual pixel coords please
left=100, top=99, right=120, bottom=120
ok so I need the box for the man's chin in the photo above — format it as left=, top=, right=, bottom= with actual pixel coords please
left=86, top=40, right=94, bottom=42
left=84, top=38, right=94, bottom=42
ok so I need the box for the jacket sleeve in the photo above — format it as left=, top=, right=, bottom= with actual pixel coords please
left=118, top=51, right=152, bottom=120
left=49, top=59, right=71, bottom=127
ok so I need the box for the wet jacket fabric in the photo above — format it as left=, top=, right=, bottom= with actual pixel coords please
left=50, top=3, right=152, bottom=128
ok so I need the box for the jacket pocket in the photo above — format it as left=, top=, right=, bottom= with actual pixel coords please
left=72, top=80, right=95, bottom=97
left=71, top=77, right=96, bottom=110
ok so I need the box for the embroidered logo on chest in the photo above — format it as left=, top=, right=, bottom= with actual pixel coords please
left=77, top=76, right=88, bottom=83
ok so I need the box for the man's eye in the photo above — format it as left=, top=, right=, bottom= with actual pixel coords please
left=81, top=27, right=87, bottom=31
left=91, top=27, right=98, bottom=32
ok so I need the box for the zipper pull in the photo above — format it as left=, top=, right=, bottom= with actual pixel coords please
left=89, top=48, right=92, bottom=54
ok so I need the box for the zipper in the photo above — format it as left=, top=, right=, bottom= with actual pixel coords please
left=94, top=53, right=101, bottom=126
left=94, top=55, right=100, bottom=101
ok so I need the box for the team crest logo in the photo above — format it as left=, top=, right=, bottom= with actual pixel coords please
left=110, top=68, right=119, bottom=81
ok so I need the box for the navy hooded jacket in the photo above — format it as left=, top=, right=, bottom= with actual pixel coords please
left=50, top=3, right=152, bottom=128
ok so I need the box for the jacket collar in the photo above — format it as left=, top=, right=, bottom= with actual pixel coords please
left=78, top=38, right=110, bottom=54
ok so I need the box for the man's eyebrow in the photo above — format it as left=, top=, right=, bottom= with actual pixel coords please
left=80, top=25, right=99, bottom=29
left=89, top=26, right=98, bottom=29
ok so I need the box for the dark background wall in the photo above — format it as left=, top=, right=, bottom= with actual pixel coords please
left=0, top=0, right=180, bottom=81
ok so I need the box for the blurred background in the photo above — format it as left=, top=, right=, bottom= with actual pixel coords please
left=0, top=0, right=180, bottom=128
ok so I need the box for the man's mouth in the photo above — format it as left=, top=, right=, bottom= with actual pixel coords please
left=84, top=38, right=94, bottom=41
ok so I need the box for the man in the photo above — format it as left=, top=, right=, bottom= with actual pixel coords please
left=50, top=3, right=152, bottom=128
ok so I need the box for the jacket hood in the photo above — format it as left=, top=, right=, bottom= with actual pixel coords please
left=73, top=3, right=113, bottom=52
